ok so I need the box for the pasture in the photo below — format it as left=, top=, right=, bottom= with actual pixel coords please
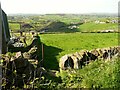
left=6, top=14, right=120, bottom=89
left=39, top=33, right=118, bottom=69
left=78, top=23, right=117, bottom=32
left=8, top=14, right=118, bottom=33
left=9, top=23, right=20, bottom=31
left=9, top=22, right=117, bottom=33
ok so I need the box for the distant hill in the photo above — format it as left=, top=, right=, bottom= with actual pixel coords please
left=8, top=13, right=117, bottom=17
left=40, top=21, right=78, bottom=33
left=8, top=14, right=118, bottom=33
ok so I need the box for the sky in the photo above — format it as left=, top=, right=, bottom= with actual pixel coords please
left=0, top=0, right=119, bottom=14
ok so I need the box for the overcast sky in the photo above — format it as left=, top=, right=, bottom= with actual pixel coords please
left=0, top=0, right=119, bottom=14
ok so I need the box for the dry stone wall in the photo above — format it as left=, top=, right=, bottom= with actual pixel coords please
left=59, top=46, right=120, bottom=70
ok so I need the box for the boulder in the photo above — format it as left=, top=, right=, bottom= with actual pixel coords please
left=59, top=55, right=74, bottom=69
left=23, top=46, right=37, bottom=59
left=74, top=52, right=83, bottom=60
left=15, top=51, right=22, bottom=58
left=71, top=55, right=79, bottom=69
left=90, top=49, right=100, bottom=57
left=59, top=55, right=69, bottom=69
left=87, top=51, right=98, bottom=61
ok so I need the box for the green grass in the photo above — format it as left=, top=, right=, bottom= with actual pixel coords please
left=79, top=23, right=118, bottom=32
left=9, top=23, right=20, bottom=31
left=79, top=58, right=120, bottom=88
left=9, top=22, right=118, bottom=33
left=39, top=33, right=118, bottom=70
left=58, top=58, right=120, bottom=88
left=35, top=57, right=120, bottom=89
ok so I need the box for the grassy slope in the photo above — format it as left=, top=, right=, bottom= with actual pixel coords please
left=8, top=14, right=118, bottom=33
left=79, top=23, right=118, bottom=32
left=79, top=58, right=120, bottom=88
left=9, top=23, right=20, bottom=31
left=59, top=58, right=120, bottom=88
left=40, top=33, right=118, bottom=69
left=9, top=22, right=117, bottom=32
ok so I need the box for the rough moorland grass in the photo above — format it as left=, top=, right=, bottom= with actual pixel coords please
left=35, top=57, right=120, bottom=89
left=58, top=58, right=120, bottom=88
left=39, top=33, right=118, bottom=70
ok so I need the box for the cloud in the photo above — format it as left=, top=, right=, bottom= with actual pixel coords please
left=0, top=0, right=119, bottom=14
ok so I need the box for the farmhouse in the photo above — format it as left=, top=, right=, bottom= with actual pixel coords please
left=110, top=20, right=118, bottom=23
left=68, top=25, right=78, bottom=29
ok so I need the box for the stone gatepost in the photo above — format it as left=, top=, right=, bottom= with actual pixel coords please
left=0, top=3, right=11, bottom=89
left=0, top=3, right=2, bottom=90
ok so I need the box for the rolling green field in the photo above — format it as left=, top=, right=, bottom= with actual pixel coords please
left=8, top=14, right=118, bottom=33
left=7, top=14, right=119, bottom=89
left=39, top=33, right=118, bottom=70
left=9, top=23, right=20, bottom=31
left=9, top=22, right=117, bottom=32
left=79, top=23, right=117, bottom=32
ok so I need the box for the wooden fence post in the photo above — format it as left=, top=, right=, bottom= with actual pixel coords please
left=42, top=43, right=44, bottom=66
